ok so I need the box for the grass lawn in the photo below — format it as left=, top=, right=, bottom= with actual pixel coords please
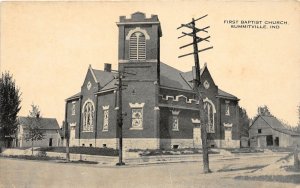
left=0, top=154, right=64, bottom=161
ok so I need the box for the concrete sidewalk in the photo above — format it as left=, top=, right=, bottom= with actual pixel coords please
left=0, top=148, right=290, bottom=166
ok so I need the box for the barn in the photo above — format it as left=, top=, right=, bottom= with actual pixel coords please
left=249, top=115, right=300, bottom=148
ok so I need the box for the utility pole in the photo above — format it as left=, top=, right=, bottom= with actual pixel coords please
left=177, top=14, right=213, bottom=173
left=113, top=70, right=135, bottom=166
left=64, top=102, right=70, bottom=162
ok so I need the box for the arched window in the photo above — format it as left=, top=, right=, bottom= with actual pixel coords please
left=204, top=102, right=214, bottom=133
left=129, top=32, right=146, bottom=60
left=82, top=101, right=94, bottom=132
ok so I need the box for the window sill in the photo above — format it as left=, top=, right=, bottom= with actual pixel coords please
left=130, top=127, right=143, bottom=130
left=102, top=129, right=108, bottom=132
left=172, top=129, right=179, bottom=132
left=82, top=131, right=93, bottom=133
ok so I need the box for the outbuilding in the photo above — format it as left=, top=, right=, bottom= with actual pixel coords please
left=249, top=115, right=300, bottom=148
left=15, top=116, right=62, bottom=147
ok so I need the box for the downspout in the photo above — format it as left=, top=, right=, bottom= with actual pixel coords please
left=219, top=98, right=222, bottom=148
left=94, top=94, right=98, bottom=147
left=78, top=96, right=82, bottom=146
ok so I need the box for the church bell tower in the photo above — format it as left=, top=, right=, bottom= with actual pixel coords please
left=115, top=12, right=163, bottom=148
left=116, top=12, right=162, bottom=81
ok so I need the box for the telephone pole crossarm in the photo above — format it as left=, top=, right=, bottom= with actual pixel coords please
left=179, top=36, right=211, bottom=49
left=177, top=14, right=212, bottom=174
left=177, top=14, right=208, bottom=30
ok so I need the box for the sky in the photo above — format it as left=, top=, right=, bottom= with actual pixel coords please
left=1, top=0, right=299, bottom=126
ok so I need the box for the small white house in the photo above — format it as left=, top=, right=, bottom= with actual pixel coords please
left=16, top=116, right=62, bottom=147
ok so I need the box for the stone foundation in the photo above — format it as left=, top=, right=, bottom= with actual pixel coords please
left=70, top=138, right=240, bottom=149
left=208, top=139, right=240, bottom=148
left=123, top=138, right=159, bottom=150
left=160, top=139, right=195, bottom=149
left=70, top=139, right=118, bottom=149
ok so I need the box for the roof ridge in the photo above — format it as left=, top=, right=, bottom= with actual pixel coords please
left=160, top=62, right=183, bottom=73
left=89, top=65, right=98, bottom=83
left=259, top=115, right=273, bottom=129
left=100, top=77, right=116, bottom=90
left=179, top=72, right=193, bottom=90
left=19, top=116, right=57, bottom=120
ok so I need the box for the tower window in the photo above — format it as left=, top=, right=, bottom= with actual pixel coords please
left=129, top=32, right=146, bottom=60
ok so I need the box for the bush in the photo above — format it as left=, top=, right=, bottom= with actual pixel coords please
left=1, top=154, right=63, bottom=161
left=37, top=147, right=119, bottom=156
left=36, top=150, right=47, bottom=158
left=133, top=148, right=219, bottom=156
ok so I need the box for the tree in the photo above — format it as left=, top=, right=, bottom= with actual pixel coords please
left=0, top=72, right=22, bottom=147
left=238, top=107, right=250, bottom=138
left=24, top=104, right=45, bottom=155
left=297, top=104, right=300, bottom=133
left=257, top=105, right=272, bottom=116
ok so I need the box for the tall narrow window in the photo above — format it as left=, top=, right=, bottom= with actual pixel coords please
left=72, top=103, right=76, bottom=115
left=103, top=106, right=109, bottom=131
left=172, top=116, right=179, bottom=131
left=129, top=32, right=146, bottom=60
left=171, top=109, right=180, bottom=131
left=225, top=101, right=230, bottom=116
left=204, top=102, right=214, bottom=133
left=82, top=100, right=94, bottom=132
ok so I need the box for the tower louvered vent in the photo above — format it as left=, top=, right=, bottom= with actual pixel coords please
left=129, top=32, right=146, bottom=60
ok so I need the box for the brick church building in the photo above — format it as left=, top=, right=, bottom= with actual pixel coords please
left=65, top=12, right=240, bottom=149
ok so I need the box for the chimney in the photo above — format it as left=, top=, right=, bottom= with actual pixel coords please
left=104, top=63, right=112, bottom=72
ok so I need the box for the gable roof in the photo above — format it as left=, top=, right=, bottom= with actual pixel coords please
left=66, top=66, right=117, bottom=100
left=66, top=92, right=81, bottom=101
left=160, top=62, right=238, bottom=100
left=91, top=68, right=116, bottom=88
left=251, top=115, right=300, bottom=136
left=18, top=116, right=60, bottom=130
left=160, top=62, right=192, bottom=90
left=67, top=62, right=238, bottom=100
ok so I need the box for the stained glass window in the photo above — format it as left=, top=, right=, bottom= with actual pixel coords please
left=131, top=108, right=143, bottom=128
left=172, top=116, right=179, bottom=131
left=204, top=102, right=214, bottom=133
left=82, top=101, right=94, bottom=132
left=103, top=109, right=109, bottom=131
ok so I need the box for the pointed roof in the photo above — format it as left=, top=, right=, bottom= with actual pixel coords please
left=251, top=115, right=300, bottom=136
left=18, top=116, right=60, bottom=130
left=160, top=62, right=238, bottom=100
left=160, top=62, right=192, bottom=90
left=91, top=68, right=116, bottom=88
